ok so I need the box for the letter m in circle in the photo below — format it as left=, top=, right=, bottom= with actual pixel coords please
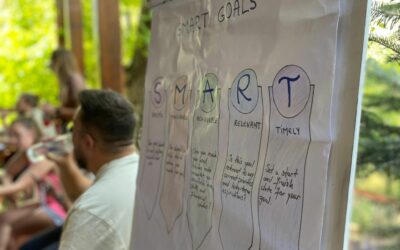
left=175, top=84, right=187, bottom=106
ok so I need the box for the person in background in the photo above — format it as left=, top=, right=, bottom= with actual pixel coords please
left=0, top=115, right=16, bottom=167
left=1, top=118, right=42, bottom=183
left=42, top=49, right=85, bottom=132
left=16, top=94, right=57, bottom=139
left=20, top=151, right=93, bottom=250
left=1, top=94, right=55, bottom=166
left=16, top=94, right=39, bottom=117
left=57, top=89, right=139, bottom=250
left=1, top=111, right=12, bottom=133
left=0, top=94, right=54, bottom=184
left=0, top=118, right=67, bottom=250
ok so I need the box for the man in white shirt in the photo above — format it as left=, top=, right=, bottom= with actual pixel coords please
left=58, top=89, right=139, bottom=250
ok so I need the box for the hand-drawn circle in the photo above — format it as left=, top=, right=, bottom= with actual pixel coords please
left=272, top=65, right=311, bottom=118
left=151, top=77, right=165, bottom=108
left=230, top=69, right=259, bottom=114
left=173, top=75, right=189, bottom=111
left=200, top=73, right=218, bottom=113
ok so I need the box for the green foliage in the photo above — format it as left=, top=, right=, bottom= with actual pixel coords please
left=80, top=0, right=143, bottom=86
left=355, top=172, right=400, bottom=199
left=352, top=197, right=379, bottom=232
left=369, top=34, right=400, bottom=63
left=130, top=5, right=152, bottom=60
left=82, top=0, right=100, bottom=89
left=0, top=0, right=144, bottom=111
left=352, top=197, right=398, bottom=232
left=0, top=0, right=59, bottom=108
left=370, top=0, right=400, bottom=63
left=371, top=1, right=400, bottom=30
left=357, top=56, right=400, bottom=178
left=351, top=196, right=400, bottom=249
left=357, top=0, right=400, bottom=179
left=120, top=0, right=143, bottom=65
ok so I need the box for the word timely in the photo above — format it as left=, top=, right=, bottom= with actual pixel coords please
left=275, top=125, right=301, bottom=136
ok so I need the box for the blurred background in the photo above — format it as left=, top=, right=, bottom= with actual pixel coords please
left=349, top=1, right=400, bottom=249
left=0, top=0, right=399, bottom=249
left=0, top=0, right=150, bottom=146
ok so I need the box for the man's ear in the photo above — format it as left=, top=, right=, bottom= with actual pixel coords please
left=83, top=133, right=95, bottom=149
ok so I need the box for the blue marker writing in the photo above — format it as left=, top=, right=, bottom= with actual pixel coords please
left=278, top=74, right=300, bottom=108
left=237, top=74, right=252, bottom=104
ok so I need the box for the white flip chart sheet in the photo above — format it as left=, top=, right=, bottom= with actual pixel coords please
left=139, top=77, right=167, bottom=219
left=188, top=74, right=220, bottom=249
left=131, top=0, right=370, bottom=249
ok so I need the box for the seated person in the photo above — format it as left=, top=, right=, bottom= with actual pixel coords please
left=0, top=118, right=67, bottom=250
left=20, top=151, right=93, bottom=250
left=16, top=94, right=57, bottom=139
left=59, top=89, right=139, bottom=250
left=0, top=132, right=15, bottom=168
left=1, top=117, right=42, bottom=184
left=1, top=94, right=57, bottom=140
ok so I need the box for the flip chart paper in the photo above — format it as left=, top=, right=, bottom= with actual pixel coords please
left=131, top=0, right=366, bottom=249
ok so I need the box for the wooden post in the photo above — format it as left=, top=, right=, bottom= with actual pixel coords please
left=68, top=0, right=85, bottom=74
left=97, top=0, right=123, bottom=93
left=55, top=0, right=65, bottom=48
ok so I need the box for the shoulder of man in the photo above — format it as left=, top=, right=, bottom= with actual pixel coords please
left=72, top=156, right=139, bottom=215
left=60, top=208, right=127, bottom=250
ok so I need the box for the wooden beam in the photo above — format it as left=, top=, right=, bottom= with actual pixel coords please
left=97, top=0, right=123, bottom=93
left=56, top=0, right=65, bottom=48
left=68, top=0, right=85, bottom=74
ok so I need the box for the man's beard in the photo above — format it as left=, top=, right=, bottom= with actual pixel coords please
left=76, top=157, right=88, bottom=170
left=74, top=149, right=88, bottom=170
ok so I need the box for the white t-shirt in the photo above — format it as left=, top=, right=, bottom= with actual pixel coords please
left=59, top=153, right=139, bottom=250
left=31, top=108, right=57, bottom=139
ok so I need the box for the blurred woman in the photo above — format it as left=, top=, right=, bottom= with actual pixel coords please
left=15, top=94, right=39, bottom=117
left=42, top=49, right=85, bottom=132
left=16, top=93, right=57, bottom=139
left=1, top=117, right=41, bottom=182
left=0, top=118, right=67, bottom=250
